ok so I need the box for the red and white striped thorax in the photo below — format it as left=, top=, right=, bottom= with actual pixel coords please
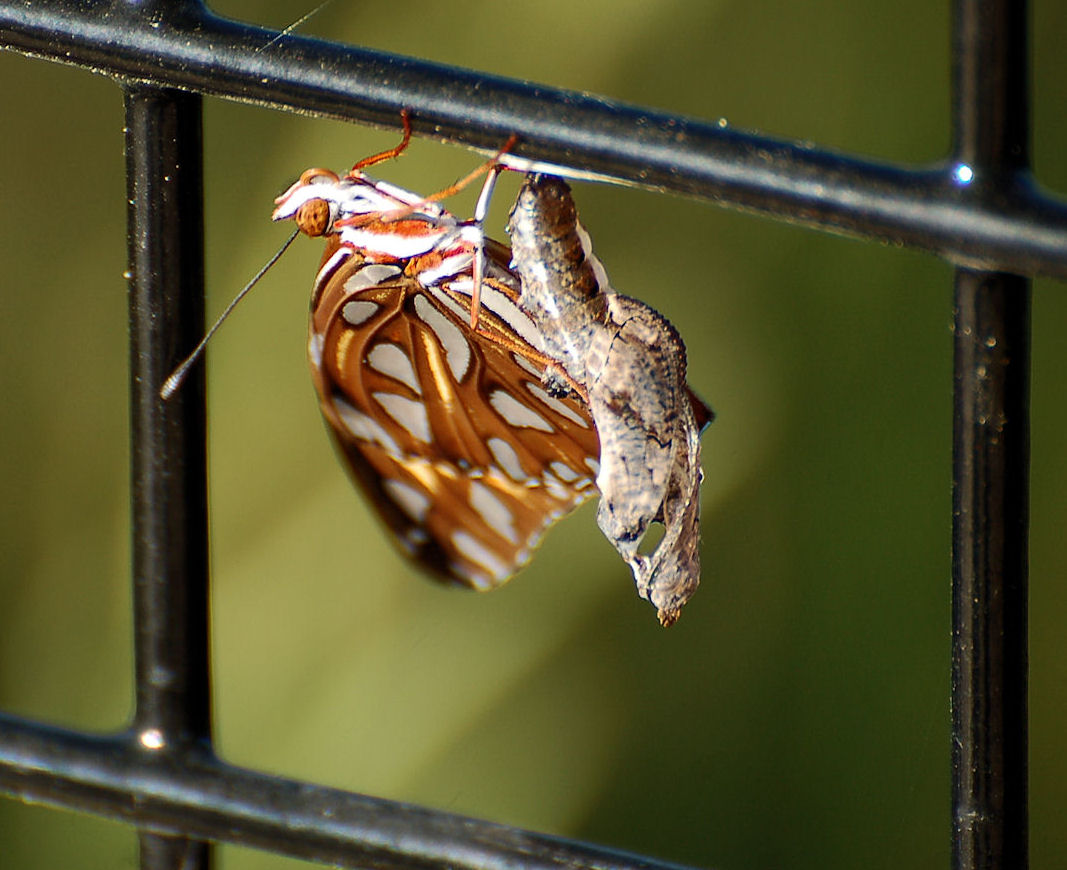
left=271, top=167, right=490, bottom=298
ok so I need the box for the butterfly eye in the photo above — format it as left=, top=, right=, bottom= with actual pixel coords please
left=299, top=167, right=339, bottom=186
left=295, top=198, right=333, bottom=237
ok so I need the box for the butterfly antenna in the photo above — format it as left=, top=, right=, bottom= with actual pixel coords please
left=160, top=227, right=300, bottom=400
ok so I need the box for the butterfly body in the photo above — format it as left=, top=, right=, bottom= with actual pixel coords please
left=273, top=166, right=601, bottom=590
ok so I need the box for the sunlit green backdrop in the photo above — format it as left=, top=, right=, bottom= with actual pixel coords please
left=2, top=1, right=1065, bottom=868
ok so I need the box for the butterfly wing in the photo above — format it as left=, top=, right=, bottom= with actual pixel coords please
left=308, top=243, right=600, bottom=589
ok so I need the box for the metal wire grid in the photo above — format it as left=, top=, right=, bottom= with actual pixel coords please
left=0, top=0, right=1047, bottom=868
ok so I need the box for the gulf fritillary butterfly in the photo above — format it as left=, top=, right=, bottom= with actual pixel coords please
left=507, top=173, right=710, bottom=626
left=271, top=129, right=602, bottom=591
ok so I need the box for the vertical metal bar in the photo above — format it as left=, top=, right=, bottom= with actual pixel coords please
left=951, top=271, right=1030, bottom=869
left=126, top=86, right=213, bottom=870
left=951, top=2, right=1030, bottom=869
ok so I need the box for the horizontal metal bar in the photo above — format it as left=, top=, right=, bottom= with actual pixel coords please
left=0, top=712, right=699, bottom=870
left=3, top=0, right=1067, bottom=279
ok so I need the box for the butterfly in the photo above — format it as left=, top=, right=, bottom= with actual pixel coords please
left=271, top=125, right=601, bottom=591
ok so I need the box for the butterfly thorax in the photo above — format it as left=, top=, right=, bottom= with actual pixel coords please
left=273, top=168, right=481, bottom=276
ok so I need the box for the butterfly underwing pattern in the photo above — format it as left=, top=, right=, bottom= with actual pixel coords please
left=507, top=173, right=711, bottom=626
left=272, top=161, right=601, bottom=591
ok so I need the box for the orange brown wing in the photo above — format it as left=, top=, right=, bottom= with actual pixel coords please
left=308, top=246, right=600, bottom=589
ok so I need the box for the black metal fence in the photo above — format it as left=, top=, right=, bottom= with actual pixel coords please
left=0, top=0, right=1048, bottom=868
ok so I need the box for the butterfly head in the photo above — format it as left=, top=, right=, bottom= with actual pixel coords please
left=274, top=167, right=428, bottom=238
left=272, top=168, right=344, bottom=238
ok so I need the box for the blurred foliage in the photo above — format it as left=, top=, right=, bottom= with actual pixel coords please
left=1, top=1, right=1065, bottom=868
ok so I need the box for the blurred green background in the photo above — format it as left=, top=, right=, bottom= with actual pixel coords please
left=2, top=1, right=1065, bottom=868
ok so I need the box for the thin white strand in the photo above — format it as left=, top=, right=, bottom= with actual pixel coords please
left=256, top=0, right=337, bottom=54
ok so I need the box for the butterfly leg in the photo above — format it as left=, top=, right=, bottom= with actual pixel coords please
left=350, top=109, right=413, bottom=173
left=352, top=135, right=518, bottom=241
left=469, top=163, right=505, bottom=329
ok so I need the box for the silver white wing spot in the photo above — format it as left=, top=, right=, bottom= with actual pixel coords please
left=414, top=294, right=471, bottom=381
left=344, top=264, right=403, bottom=294
left=425, top=283, right=472, bottom=324
left=372, top=392, right=432, bottom=442
left=451, top=529, right=510, bottom=581
left=334, top=397, right=401, bottom=456
left=368, top=343, right=421, bottom=394
left=512, top=353, right=543, bottom=379
left=469, top=481, right=518, bottom=544
left=549, top=461, right=580, bottom=482
left=342, top=300, right=380, bottom=326
left=543, top=476, right=570, bottom=502
left=308, top=333, right=324, bottom=369
left=406, top=527, right=430, bottom=546
left=456, top=565, right=494, bottom=592
left=383, top=479, right=432, bottom=523
left=487, top=436, right=529, bottom=483
left=489, top=390, right=554, bottom=432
